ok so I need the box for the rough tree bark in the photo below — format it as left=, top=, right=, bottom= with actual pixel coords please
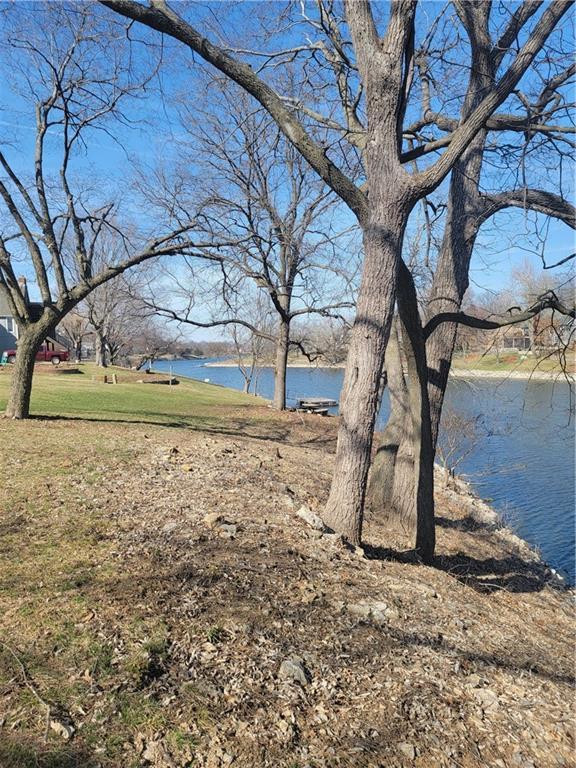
left=273, top=315, right=291, bottom=410
left=323, top=200, right=413, bottom=543
left=367, top=264, right=435, bottom=561
left=5, top=315, right=57, bottom=419
left=95, top=329, right=108, bottom=368
left=367, top=318, right=408, bottom=518
left=395, top=265, right=435, bottom=560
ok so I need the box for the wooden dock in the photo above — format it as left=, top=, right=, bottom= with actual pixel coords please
left=295, top=397, right=338, bottom=415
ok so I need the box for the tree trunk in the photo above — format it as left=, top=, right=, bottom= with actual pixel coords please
left=323, top=202, right=412, bottom=544
left=74, top=339, right=82, bottom=363
left=95, top=330, right=108, bottom=368
left=369, top=268, right=436, bottom=562
left=273, top=316, right=290, bottom=410
left=426, top=36, right=493, bottom=449
left=367, top=318, right=408, bottom=517
left=5, top=326, right=46, bottom=419
left=396, top=267, right=435, bottom=561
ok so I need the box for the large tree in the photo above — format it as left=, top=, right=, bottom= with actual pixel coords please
left=102, top=0, right=571, bottom=553
left=368, top=3, right=575, bottom=543
left=140, top=86, right=356, bottom=410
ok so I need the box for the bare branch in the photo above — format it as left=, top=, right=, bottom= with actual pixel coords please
left=424, top=291, right=576, bottom=340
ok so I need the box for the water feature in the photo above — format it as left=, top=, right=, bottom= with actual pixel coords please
left=153, top=357, right=575, bottom=583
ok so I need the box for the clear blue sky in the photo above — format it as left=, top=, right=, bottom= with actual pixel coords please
left=0, top=1, right=573, bottom=339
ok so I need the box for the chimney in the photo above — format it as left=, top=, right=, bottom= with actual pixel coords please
left=17, top=276, right=29, bottom=303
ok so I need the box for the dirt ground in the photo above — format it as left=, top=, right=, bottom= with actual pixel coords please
left=0, top=407, right=573, bottom=768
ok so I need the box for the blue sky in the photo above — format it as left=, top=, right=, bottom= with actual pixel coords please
left=0, top=1, right=573, bottom=339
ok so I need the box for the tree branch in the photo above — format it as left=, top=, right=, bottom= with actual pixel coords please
left=424, top=291, right=575, bottom=340
left=415, top=0, right=572, bottom=196
left=479, top=188, right=576, bottom=228
left=99, top=0, right=368, bottom=222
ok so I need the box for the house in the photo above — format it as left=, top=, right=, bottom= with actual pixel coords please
left=0, top=277, right=69, bottom=355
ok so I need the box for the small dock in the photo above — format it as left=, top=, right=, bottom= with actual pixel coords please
left=295, top=397, right=338, bottom=415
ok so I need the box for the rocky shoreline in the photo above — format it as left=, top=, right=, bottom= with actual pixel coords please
left=434, top=467, right=570, bottom=586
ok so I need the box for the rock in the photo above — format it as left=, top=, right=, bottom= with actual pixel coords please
left=348, top=600, right=397, bottom=624
left=161, top=521, right=178, bottom=534
left=181, top=464, right=193, bottom=472
left=278, top=657, right=310, bottom=685
left=142, top=737, right=178, bottom=767
left=348, top=602, right=372, bottom=619
left=219, top=523, right=238, bottom=539
left=296, top=505, right=326, bottom=531
left=473, top=688, right=499, bottom=713
left=49, top=718, right=74, bottom=740
left=397, top=742, right=416, bottom=760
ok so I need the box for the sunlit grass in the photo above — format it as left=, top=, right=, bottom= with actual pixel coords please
left=0, top=362, right=264, bottom=425
left=452, top=350, right=575, bottom=373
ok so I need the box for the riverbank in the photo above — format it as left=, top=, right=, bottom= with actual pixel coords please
left=0, top=365, right=573, bottom=767
left=204, top=359, right=575, bottom=381
left=450, top=367, right=575, bottom=381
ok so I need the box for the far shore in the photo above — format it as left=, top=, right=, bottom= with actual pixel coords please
left=202, top=359, right=574, bottom=382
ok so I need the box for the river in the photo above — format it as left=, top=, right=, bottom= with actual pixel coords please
left=153, top=358, right=575, bottom=584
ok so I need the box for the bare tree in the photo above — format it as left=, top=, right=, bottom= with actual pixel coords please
left=368, top=3, right=575, bottom=550
left=84, top=274, right=145, bottom=367
left=60, top=310, right=90, bottom=363
left=436, top=409, right=486, bottom=488
left=102, top=0, right=572, bottom=552
left=300, top=317, right=351, bottom=366
left=140, top=86, right=357, bottom=410
left=128, top=320, right=181, bottom=371
left=0, top=5, right=204, bottom=418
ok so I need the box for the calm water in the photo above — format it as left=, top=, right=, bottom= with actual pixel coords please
left=154, top=358, right=575, bottom=583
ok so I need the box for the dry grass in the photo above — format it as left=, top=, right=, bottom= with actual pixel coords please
left=0, top=373, right=573, bottom=768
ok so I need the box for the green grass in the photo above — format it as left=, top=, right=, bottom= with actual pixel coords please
left=0, top=362, right=264, bottom=425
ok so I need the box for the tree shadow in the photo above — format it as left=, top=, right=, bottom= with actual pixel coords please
left=363, top=543, right=568, bottom=594
left=435, top=514, right=498, bottom=533
left=0, top=735, right=99, bottom=768
left=28, top=412, right=337, bottom=450
left=31, top=413, right=194, bottom=429
left=102, top=543, right=575, bottom=691
left=381, top=623, right=575, bottom=687
left=434, top=551, right=567, bottom=594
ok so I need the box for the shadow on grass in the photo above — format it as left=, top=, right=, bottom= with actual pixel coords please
left=435, top=514, right=497, bottom=533
left=96, top=537, right=575, bottom=690
left=363, top=543, right=567, bottom=595
left=27, top=412, right=337, bottom=450
left=0, top=735, right=99, bottom=768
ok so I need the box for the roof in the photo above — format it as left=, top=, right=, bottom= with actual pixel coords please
left=0, top=292, right=44, bottom=322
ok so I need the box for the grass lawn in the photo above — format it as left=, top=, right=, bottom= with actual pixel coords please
left=0, top=362, right=265, bottom=428
left=451, top=350, right=575, bottom=373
